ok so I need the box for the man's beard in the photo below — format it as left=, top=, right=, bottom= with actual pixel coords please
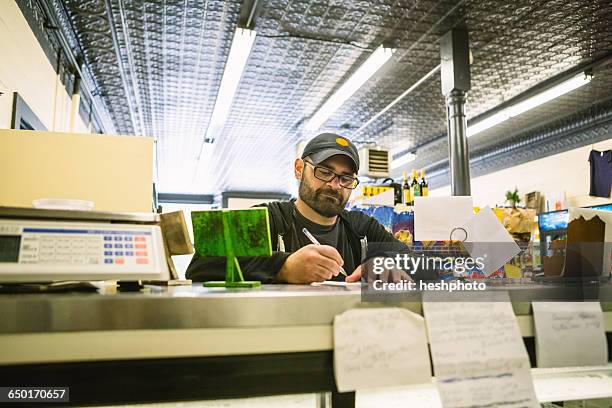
left=299, top=179, right=349, bottom=217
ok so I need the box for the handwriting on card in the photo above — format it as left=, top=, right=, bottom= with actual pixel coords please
left=532, top=302, right=607, bottom=368
left=424, top=300, right=538, bottom=408
left=333, top=308, right=431, bottom=392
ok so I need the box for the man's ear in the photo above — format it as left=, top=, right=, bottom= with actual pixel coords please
left=294, top=158, right=304, bottom=180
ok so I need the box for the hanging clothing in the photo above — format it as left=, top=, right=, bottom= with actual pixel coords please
left=588, top=150, right=612, bottom=198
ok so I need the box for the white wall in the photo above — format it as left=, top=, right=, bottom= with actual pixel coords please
left=226, top=197, right=280, bottom=209
left=0, top=0, right=88, bottom=132
left=430, top=139, right=612, bottom=209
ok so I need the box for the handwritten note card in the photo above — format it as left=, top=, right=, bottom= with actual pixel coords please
left=333, top=308, right=431, bottom=392
left=423, top=299, right=538, bottom=408
left=532, top=302, right=608, bottom=368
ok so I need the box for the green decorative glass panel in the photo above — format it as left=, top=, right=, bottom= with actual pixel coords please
left=191, top=208, right=272, bottom=288
left=191, top=208, right=272, bottom=257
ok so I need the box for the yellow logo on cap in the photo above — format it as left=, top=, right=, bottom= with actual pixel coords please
left=336, top=137, right=349, bottom=147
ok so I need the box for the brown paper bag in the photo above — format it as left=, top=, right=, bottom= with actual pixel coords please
left=503, top=208, right=537, bottom=234
left=562, top=216, right=605, bottom=277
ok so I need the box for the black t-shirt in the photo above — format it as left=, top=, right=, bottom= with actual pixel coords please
left=589, top=150, right=612, bottom=198
left=293, top=209, right=357, bottom=281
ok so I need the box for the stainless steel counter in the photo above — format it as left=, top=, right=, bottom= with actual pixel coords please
left=0, top=284, right=363, bottom=334
left=1, top=283, right=611, bottom=334
left=1, top=283, right=611, bottom=368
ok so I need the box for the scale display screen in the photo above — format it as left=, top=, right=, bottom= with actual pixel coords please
left=0, top=235, right=21, bottom=262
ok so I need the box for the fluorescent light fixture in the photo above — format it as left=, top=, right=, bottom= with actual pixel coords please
left=390, top=72, right=591, bottom=171
left=466, top=110, right=510, bottom=137
left=203, top=28, right=256, bottom=143
left=391, top=152, right=417, bottom=170
left=305, top=45, right=395, bottom=132
left=467, top=71, right=592, bottom=137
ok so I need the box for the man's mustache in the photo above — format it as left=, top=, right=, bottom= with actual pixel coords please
left=317, top=189, right=342, bottom=200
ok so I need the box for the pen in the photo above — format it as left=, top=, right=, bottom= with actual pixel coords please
left=302, top=227, right=347, bottom=277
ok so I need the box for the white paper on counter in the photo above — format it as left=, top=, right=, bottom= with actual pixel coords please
left=533, top=367, right=612, bottom=402
left=333, top=308, right=431, bottom=392
left=423, top=296, right=539, bottom=408
left=414, top=196, right=473, bottom=241
left=357, top=383, right=442, bottom=408
left=461, top=206, right=521, bottom=276
left=532, top=302, right=608, bottom=368
left=311, top=281, right=361, bottom=289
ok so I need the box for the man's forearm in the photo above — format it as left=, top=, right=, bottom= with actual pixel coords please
left=240, top=252, right=291, bottom=282
left=186, top=252, right=290, bottom=283
left=275, top=261, right=290, bottom=283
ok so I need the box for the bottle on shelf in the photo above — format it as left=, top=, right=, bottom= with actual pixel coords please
left=411, top=169, right=421, bottom=202
left=403, top=171, right=412, bottom=205
left=420, top=169, right=428, bottom=197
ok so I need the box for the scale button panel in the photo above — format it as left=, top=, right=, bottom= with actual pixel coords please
left=15, top=228, right=153, bottom=266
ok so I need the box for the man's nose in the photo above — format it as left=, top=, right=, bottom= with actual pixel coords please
left=326, top=176, right=343, bottom=190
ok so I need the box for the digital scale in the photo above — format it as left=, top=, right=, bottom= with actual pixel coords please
left=0, top=207, right=170, bottom=282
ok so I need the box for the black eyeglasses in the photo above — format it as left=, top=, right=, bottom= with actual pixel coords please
left=303, top=160, right=360, bottom=189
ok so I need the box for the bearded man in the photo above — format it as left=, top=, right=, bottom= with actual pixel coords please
left=186, top=133, right=415, bottom=284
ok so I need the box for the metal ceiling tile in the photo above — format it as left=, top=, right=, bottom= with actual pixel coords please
left=42, top=0, right=612, bottom=198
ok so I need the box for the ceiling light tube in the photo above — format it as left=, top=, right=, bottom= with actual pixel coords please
left=203, top=28, right=256, bottom=143
left=467, top=71, right=592, bottom=137
left=305, top=45, right=395, bottom=132
left=391, top=152, right=417, bottom=170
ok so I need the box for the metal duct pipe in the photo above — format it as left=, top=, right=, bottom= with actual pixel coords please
left=440, top=28, right=472, bottom=196
left=446, top=89, right=471, bottom=195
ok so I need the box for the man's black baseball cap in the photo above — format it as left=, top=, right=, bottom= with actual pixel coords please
left=300, top=133, right=360, bottom=173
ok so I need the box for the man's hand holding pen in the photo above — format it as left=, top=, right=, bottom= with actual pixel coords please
left=276, top=244, right=345, bottom=283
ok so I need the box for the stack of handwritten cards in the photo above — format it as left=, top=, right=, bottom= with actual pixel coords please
left=424, top=297, right=538, bottom=408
